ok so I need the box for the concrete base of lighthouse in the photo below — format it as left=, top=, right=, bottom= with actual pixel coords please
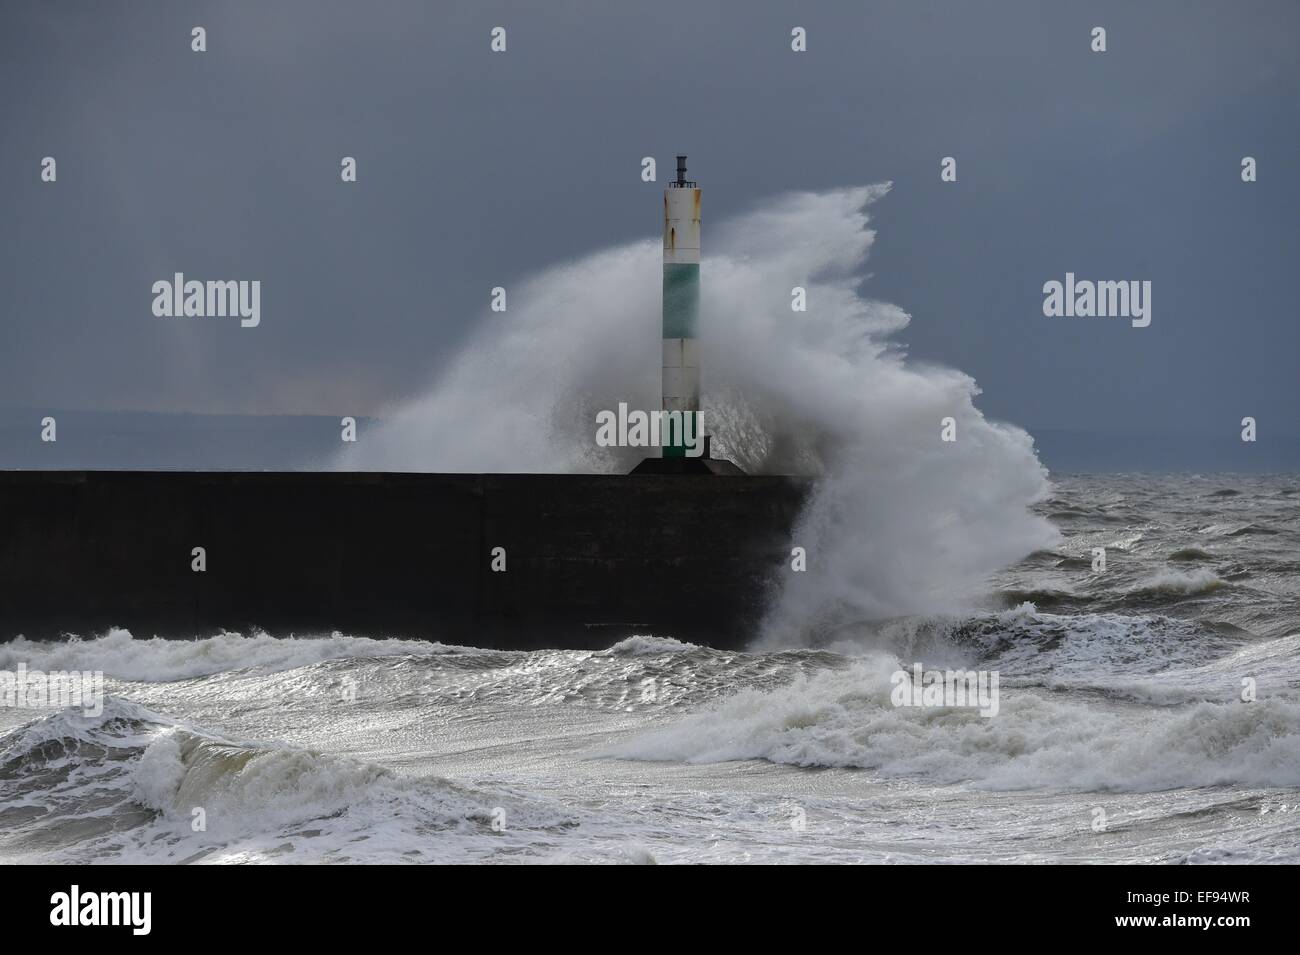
left=630, top=438, right=746, bottom=475
left=629, top=456, right=746, bottom=476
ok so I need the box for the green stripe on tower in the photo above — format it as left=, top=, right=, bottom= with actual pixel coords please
left=662, top=264, right=700, bottom=338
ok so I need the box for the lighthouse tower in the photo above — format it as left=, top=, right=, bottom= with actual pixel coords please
left=632, top=155, right=742, bottom=475
left=661, top=155, right=700, bottom=457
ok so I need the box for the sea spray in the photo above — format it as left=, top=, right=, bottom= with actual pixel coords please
left=333, top=186, right=1057, bottom=643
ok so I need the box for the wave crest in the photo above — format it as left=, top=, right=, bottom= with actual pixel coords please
left=331, top=187, right=1056, bottom=642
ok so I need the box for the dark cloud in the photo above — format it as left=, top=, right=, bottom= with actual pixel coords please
left=1, top=0, right=1296, bottom=465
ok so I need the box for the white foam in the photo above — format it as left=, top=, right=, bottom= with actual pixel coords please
left=597, top=635, right=699, bottom=657
left=331, top=187, right=1057, bottom=641
left=607, top=656, right=1300, bottom=792
left=0, top=629, right=462, bottom=683
left=1131, top=568, right=1227, bottom=596
left=2, top=699, right=580, bottom=864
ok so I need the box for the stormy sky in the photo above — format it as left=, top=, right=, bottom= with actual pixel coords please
left=2, top=0, right=1297, bottom=469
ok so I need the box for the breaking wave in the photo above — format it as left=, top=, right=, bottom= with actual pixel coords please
left=0, top=698, right=573, bottom=864
left=1130, top=569, right=1228, bottom=598
left=0, top=628, right=463, bottom=682
left=332, top=186, right=1056, bottom=643
left=607, top=655, right=1300, bottom=792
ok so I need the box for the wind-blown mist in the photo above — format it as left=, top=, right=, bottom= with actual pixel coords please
left=333, top=186, right=1057, bottom=642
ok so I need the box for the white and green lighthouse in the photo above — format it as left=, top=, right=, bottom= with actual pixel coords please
left=661, top=155, right=701, bottom=457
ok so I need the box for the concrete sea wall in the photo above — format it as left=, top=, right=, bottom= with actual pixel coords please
left=0, top=471, right=809, bottom=650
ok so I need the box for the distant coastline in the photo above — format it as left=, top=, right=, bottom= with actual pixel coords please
left=1, top=409, right=1297, bottom=473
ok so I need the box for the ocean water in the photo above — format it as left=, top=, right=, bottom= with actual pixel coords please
left=3, top=191, right=1294, bottom=863
left=2, top=472, right=1298, bottom=864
